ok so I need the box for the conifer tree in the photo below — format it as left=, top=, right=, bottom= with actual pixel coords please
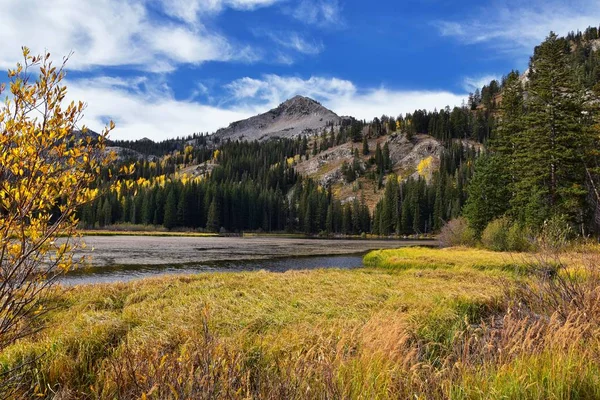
left=325, top=203, right=333, bottom=234
left=164, top=189, right=178, bottom=230
left=517, top=32, right=589, bottom=225
left=362, top=135, right=370, bottom=155
left=206, top=198, right=220, bottom=233
left=102, top=200, right=112, bottom=227
left=383, top=142, right=391, bottom=171
left=375, top=143, right=383, bottom=173
left=462, top=154, right=510, bottom=234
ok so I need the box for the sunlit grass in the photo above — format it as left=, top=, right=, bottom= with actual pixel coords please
left=79, top=230, right=218, bottom=237
left=363, top=246, right=537, bottom=273
left=2, top=247, right=600, bottom=399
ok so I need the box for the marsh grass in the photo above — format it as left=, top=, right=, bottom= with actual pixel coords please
left=363, top=246, right=539, bottom=273
left=1, top=247, right=600, bottom=399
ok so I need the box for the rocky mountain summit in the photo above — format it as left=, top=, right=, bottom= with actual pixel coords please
left=214, top=96, right=342, bottom=141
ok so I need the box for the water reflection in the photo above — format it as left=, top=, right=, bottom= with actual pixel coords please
left=60, top=254, right=366, bottom=286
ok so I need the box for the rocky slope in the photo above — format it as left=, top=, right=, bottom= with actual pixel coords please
left=214, top=96, right=342, bottom=141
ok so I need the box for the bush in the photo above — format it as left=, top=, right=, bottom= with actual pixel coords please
left=481, top=218, right=510, bottom=251
left=506, top=222, right=533, bottom=252
left=535, top=214, right=574, bottom=252
left=481, top=218, right=535, bottom=252
left=438, top=218, right=477, bottom=248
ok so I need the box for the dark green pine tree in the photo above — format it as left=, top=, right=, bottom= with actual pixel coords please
left=96, top=199, right=105, bottom=228
left=401, top=198, right=411, bottom=234
left=206, top=198, right=220, bottom=233
left=462, top=154, right=511, bottom=234
left=177, top=186, right=189, bottom=227
left=325, top=203, right=333, bottom=234
left=141, top=190, right=153, bottom=225
left=412, top=202, right=421, bottom=234
left=375, top=143, right=383, bottom=173
left=380, top=175, right=398, bottom=235
left=341, top=205, right=351, bottom=235
left=102, top=199, right=112, bottom=227
left=81, top=203, right=95, bottom=228
left=433, top=184, right=444, bottom=231
left=491, top=70, right=525, bottom=214
left=517, top=32, right=589, bottom=226
left=163, top=188, right=178, bottom=230
left=352, top=198, right=361, bottom=234
left=372, top=202, right=382, bottom=235
left=122, top=195, right=132, bottom=223
left=383, top=142, right=391, bottom=172
left=153, top=188, right=165, bottom=226
left=362, top=135, right=370, bottom=155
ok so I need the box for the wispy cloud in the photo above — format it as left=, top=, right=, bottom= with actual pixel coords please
left=0, top=0, right=276, bottom=71
left=225, top=74, right=356, bottom=107
left=225, top=74, right=467, bottom=119
left=67, top=76, right=256, bottom=141
left=69, top=73, right=468, bottom=141
left=159, top=0, right=285, bottom=24
left=462, top=75, right=500, bottom=92
left=433, top=0, right=600, bottom=57
left=288, top=0, right=344, bottom=27
left=253, top=29, right=324, bottom=57
left=271, top=32, right=324, bottom=55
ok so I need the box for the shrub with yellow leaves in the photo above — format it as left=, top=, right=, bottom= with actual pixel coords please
left=417, top=156, right=434, bottom=181
left=0, top=49, right=115, bottom=359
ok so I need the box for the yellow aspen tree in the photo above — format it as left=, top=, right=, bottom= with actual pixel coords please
left=0, top=48, right=117, bottom=354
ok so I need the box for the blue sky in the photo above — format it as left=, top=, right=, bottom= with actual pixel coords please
left=1, top=0, right=599, bottom=140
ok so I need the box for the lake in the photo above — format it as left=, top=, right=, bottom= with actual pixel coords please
left=62, top=236, right=435, bottom=285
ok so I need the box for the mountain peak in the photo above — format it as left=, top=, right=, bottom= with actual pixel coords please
left=215, top=96, right=341, bottom=141
left=283, top=95, right=319, bottom=104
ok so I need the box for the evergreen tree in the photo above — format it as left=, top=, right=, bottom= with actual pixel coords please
left=462, top=154, right=511, bottom=234
left=164, top=188, right=178, bottom=230
left=141, top=190, right=153, bottom=225
left=383, top=142, right=391, bottom=171
left=492, top=71, right=525, bottom=206
left=516, top=32, right=589, bottom=225
left=102, top=200, right=112, bottom=227
left=325, top=203, right=333, bottom=233
left=96, top=199, right=105, bottom=228
left=206, top=198, right=220, bottom=233
left=177, top=186, right=189, bottom=227
left=362, top=135, right=370, bottom=155
left=380, top=175, right=398, bottom=235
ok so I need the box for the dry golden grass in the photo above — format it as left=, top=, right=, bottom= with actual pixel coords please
left=1, top=247, right=600, bottom=399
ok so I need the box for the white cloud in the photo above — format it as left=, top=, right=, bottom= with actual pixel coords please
left=462, top=75, right=500, bottom=92
left=226, top=74, right=356, bottom=106
left=434, top=0, right=600, bottom=56
left=331, top=89, right=467, bottom=119
left=266, top=31, right=324, bottom=55
left=0, top=0, right=270, bottom=71
left=67, top=73, right=468, bottom=141
left=226, top=74, right=467, bottom=119
left=66, top=76, right=256, bottom=141
left=291, top=0, right=343, bottom=27
left=160, top=0, right=284, bottom=24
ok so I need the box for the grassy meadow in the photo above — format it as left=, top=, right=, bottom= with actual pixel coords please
left=2, top=247, right=600, bottom=399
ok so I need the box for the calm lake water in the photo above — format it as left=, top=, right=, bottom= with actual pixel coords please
left=60, top=254, right=366, bottom=285
left=61, top=236, right=435, bottom=285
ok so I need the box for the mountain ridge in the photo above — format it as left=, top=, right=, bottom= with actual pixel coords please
left=214, top=95, right=344, bottom=142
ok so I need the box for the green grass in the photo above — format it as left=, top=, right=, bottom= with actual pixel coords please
left=79, top=230, right=218, bottom=237
left=2, top=247, right=599, bottom=399
left=364, top=246, right=539, bottom=273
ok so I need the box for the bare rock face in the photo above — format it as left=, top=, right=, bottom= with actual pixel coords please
left=214, top=96, right=341, bottom=141
left=391, top=134, right=444, bottom=172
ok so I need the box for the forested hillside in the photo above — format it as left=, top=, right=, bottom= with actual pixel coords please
left=81, top=26, right=600, bottom=238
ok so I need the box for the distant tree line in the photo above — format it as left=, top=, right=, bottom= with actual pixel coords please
left=84, top=27, right=600, bottom=237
